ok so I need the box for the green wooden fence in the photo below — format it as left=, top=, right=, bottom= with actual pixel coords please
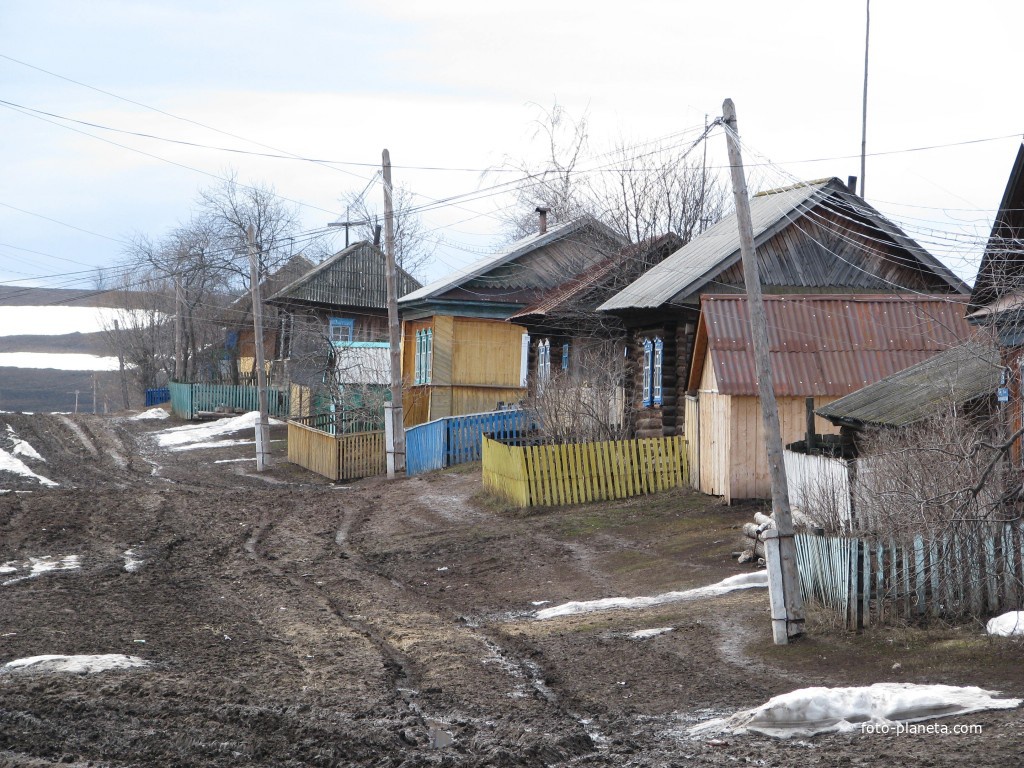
left=168, top=381, right=290, bottom=420
left=795, top=522, right=1024, bottom=628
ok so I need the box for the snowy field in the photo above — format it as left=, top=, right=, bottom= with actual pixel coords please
left=0, top=306, right=151, bottom=337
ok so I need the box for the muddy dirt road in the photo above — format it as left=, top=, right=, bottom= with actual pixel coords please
left=1, top=412, right=1021, bottom=766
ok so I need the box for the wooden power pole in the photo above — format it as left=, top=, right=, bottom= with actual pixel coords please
left=722, top=98, right=805, bottom=644
left=248, top=225, right=271, bottom=471
left=382, top=149, right=405, bottom=478
left=114, top=319, right=130, bottom=410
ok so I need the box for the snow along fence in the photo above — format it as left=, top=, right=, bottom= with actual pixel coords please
left=169, top=382, right=290, bottom=420
left=286, top=418, right=385, bottom=481
left=795, top=521, right=1024, bottom=628
left=405, top=408, right=531, bottom=476
left=481, top=434, right=687, bottom=507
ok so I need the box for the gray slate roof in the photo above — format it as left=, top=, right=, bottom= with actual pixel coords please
left=815, top=341, right=1000, bottom=428
left=598, top=178, right=966, bottom=311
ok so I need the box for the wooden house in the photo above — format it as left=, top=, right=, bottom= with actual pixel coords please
left=966, top=142, right=1024, bottom=460
left=264, top=240, right=421, bottom=421
left=597, top=177, right=970, bottom=440
left=507, top=233, right=682, bottom=437
left=686, top=294, right=973, bottom=502
left=222, top=253, right=314, bottom=383
left=397, top=215, right=626, bottom=426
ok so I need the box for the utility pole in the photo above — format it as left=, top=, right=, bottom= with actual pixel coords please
left=173, top=272, right=185, bottom=382
left=92, top=373, right=97, bottom=414
left=722, top=98, right=805, bottom=644
left=114, top=319, right=130, bottom=410
left=248, top=225, right=271, bottom=471
left=860, top=0, right=870, bottom=197
left=382, top=149, right=405, bottom=478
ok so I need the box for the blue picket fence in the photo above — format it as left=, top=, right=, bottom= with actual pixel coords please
left=144, top=387, right=170, bottom=407
left=406, top=409, right=531, bottom=476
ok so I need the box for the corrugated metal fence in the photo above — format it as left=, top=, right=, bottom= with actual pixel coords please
left=406, top=409, right=531, bottom=476
left=795, top=522, right=1024, bottom=628
left=482, top=435, right=687, bottom=507
left=287, top=417, right=385, bottom=481
left=168, top=381, right=290, bottom=420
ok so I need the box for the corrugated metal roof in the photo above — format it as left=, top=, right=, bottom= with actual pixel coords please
left=598, top=177, right=967, bottom=312
left=697, top=294, right=974, bottom=397
left=816, top=341, right=1000, bottom=427
left=267, top=241, right=420, bottom=309
left=398, top=217, right=624, bottom=304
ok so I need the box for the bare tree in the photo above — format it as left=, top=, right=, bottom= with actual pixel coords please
left=526, top=342, right=630, bottom=443
left=197, top=170, right=301, bottom=288
left=337, top=183, right=435, bottom=279
left=499, top=102, right=727, bottom=245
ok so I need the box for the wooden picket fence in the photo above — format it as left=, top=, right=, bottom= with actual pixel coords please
left=287, top=418, right=385, bottom=481
left=481, top=435, right=686, bottom=507
left=795, top=521, right=1024, bottom=628
left=169, top=381, right=290, bottom=420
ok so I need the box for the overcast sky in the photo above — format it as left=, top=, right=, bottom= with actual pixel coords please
left=2, top=0, right=1021, bottom=292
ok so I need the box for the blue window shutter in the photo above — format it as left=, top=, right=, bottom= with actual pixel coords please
left=642, top=339, right=652, bottom=406
left=415, top=330, right=423, bottom=385
left=561, top=343, right=570, bottom=370
left=653, top=337, right=664, bottom=405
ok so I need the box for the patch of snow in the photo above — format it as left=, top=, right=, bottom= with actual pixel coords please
left=131, top=408, right=169, bottom=420
left=535, top=571, right=768, bottom=620
left=0, top=306, right=160, bottom=337
left=0, top=563, right=17, bottom=574
left=0, top=447, right=58, bottom=487
left=169, top=439, right=255, bottom=452
left=689, top=683, right=1021, bottom=739
left=0, top=352, right=122, bottom=371
left=2, top=554, right=81, bottom=585
left=986, top=611, right=1024, bottom=636
left=213, top=457, right=256, bottom=464
left=531, top=600, right=551, bottom=606
left=630, top=627, right=673, bottom=640
left=123, top=548, right=144, bottom=573
left=5, top=426, right=44, bottom=460
left=437, top=566, right=449, bottom=572
left=156, top=411, right=282, bottom=447
left=2, top=654, right=150, bottom=674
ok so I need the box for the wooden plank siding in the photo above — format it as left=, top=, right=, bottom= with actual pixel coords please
left=482, top=435, right=686, bottom=507
left=451, top=318, right=526, bottom=387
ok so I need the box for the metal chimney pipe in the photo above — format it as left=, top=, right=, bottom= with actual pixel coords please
left=847, top=176, right=858, bottom=194
left=535, top=206, right=549, bottom=235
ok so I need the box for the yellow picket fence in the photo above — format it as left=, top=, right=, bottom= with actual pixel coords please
left=287, top=420, right=385, bottom=481
left=482, top=435, right=687, bottom=507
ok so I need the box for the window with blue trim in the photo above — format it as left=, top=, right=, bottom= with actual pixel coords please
left=642, top=336, right=664, bottom=407
left=329, top=317, right=354, bottom=345
left=653, top=337, right=663, bottom=405
left=414, top=328, right=432, bottom=385
left=561, top=342, right=570, bottom=371
left=538, top=339, right=551, bottom=383
left=642, top=339, right=653, bottom=406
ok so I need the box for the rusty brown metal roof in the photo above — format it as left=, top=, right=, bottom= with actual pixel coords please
left=696, top=294, right=973, bottom=397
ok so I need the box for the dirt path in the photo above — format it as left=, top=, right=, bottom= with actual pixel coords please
left=1, top=413, right=1022, bottom=766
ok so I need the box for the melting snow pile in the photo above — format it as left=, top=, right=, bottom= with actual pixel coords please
left=535, top=571, right=767, bottom=620
left=156, top=411, right=282, bottom=448
left=123, top=548, right=144, bottom=573
left=2, top=654, right=150, bottom=674
left=630, top=627, right=673, bottom=640
left=690, top=683, right=1021, bottom=739
left=986, top=611, right=1024, bottom=637
left=2, top=555, right=81, bottom=585
left=132, top=408, right=169, bottom=421
left=0, top=427, right=57, bottom=487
